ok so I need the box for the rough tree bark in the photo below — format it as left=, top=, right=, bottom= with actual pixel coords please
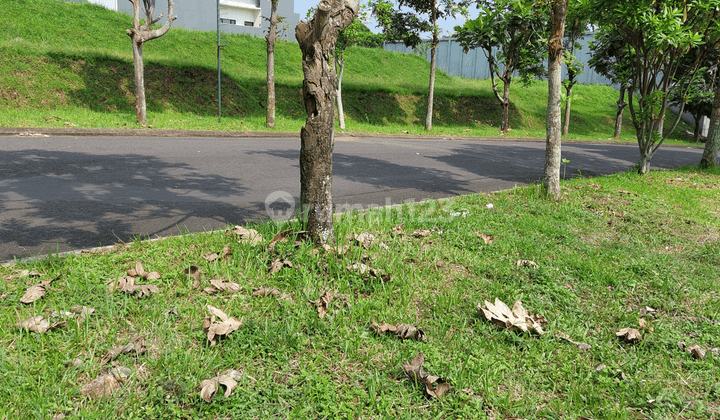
left=296, top=0, right=359, bottom=244
left=126, top=0, right=176, bottom=127
left=700, top=82, right=720, bottom=167
left=543, top=0, right=567, bottom=199
left=266, top=0, right=279, bottom=128
left=614, top=86, right=626, bottom=138
left=425, top=0, right=438, bottom=132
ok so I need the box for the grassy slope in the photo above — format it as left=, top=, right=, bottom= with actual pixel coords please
left=0, top=0, right=695, bottom=143
left=0, top=166, right=718, bottom=419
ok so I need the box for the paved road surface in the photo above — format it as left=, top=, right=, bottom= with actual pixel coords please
left=0, top=135, right=703, bottom=262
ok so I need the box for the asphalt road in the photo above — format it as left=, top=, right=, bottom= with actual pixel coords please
left=0, top=134, right=704, bottom=262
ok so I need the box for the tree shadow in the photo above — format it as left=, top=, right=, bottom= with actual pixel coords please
left=0, top=149, right=261, bottom=261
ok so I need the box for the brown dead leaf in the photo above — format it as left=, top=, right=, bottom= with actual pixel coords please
left=206, top=278, right=242, bottom=294
left=267, top=228, right=295, bottom=251
left=371, top=319, right=426, bottom=342
left=687, top=344, right=706, bottom=359
left=346, top=263, right=391, bottom=282
left=413, top=229, right=431, bottom=238
left=81, top=366, right=132, bottom=399
left=555, top=331, right=591, bottom=351
left=391, top=225, right=405, bottom=236
left=515, top=260, right=539, bottom=269
left=402, top=352, right=451, bottom=398
left=475, top=232, right=495, bottom=244
left=200, top=369, right=243, bottom=402
left=228, top=225, right=263, bottom=245
left=204, top=305, right=242, bottom=345
left=101, top=336, right=147, bottom=364
left=203, top=252, right=220, bottom=262
left=268, top=259, right=293, bottom=275
left=20, top=280, right=52, bottom=304
left=127, top=261, right=161, bottom=280
left=617, top=189, right=638, bottom=196
left=106, top=276, right=159, bottom=298
left=616, top=327, right=642, bottom=343
left=310, top=291, right=333, bottom=319
left=252, top=287, right=281, bottom=297
left=184, top=265, right=201, bottom=288
left=478, top=298, right=547, bottom=334
left=15, top=315, right=66, bottom=333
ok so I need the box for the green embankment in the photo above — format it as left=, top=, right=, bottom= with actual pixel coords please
left=0, top=0, right=693, bottom=142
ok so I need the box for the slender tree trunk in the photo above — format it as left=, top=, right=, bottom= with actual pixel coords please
left=614, top=86, right=626, bottom=138
left=700, top=82, right=720, bottom=167
left=296, top=0, right=359, bottom=244
left=266, top=0, right=278, bottom=128
left=500, top=81, right=510, bottom=133
left=126, top=0, right=176, bottom=127
left=425, top=1, right=438, bottom=132
left=544, top=0, right=567, bottom=199
left=132, top=41, right=146, bottom=126
left=693, top=115, right=701, bottom=142
left=562, top=82, right=573, bottom=135
left=336, top=56, right=346, bottom=130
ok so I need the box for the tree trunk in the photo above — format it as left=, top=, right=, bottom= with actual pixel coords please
left=266, top=0, right=278, bottom=128
left=562, top=82, right=573, bottom=135
left=126, top=0, right=176, bottom=127
left=693, top=114, right=701, bottom=142
left=614, top=86, right=626, bottom=138
left=544, top=0, right=567, bottom=199
left=500, top=81, right=510, bottom=133
left=637, top=154, right=651, bottom=175
left=132, top=40, right=147, bottom=126
left=425, top=1, right=438, bottom=132
left=336, top=56, right=346, bottom=130
left=296, top=0, right=359, bottom=245
left=700, top=82, right=720, bottom=167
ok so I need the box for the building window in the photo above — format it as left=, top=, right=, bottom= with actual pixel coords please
left=244, top=21, right=254, bottom=26
left=220, top=18, right=237, bottom=24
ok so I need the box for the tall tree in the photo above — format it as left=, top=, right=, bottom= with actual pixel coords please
left=296, top=0, right=359, bottom=244
left=701, top=74, right=720, bottom=167
left=544, top=0, right=568, bottom=198
left=266, top=0, right=279, bottom=128
left=455, top=0, right=547, bottom=133
left=670, top=48, right=719, bottom=142
left=584, top=0, right=720, bottom=174
left=373, top=0, right=461, bottom=131
left=126, top=0, right=176, bottom=127
left=560, top=2, right=587, bottom=136
left=588, top=29, right=633, bottom=138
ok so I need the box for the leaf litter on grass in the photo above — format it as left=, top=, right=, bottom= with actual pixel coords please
left=478, top=298, right=547, bottom=334
left=199, top=369, right=243, bottom=403
left=203, top=305, right=242, bottom=346
left=402, top=352, right=451, bottom=399
left=371, top=319, right=426, bottom=342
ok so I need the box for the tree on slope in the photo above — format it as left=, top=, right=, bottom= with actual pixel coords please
left=373, top=0, right=461, bottom=131
left=561, top=1, right=588, bottom=136
left=126, top=0, right=176, bottom=126
left=455, top=0, right=547, bottom=134
left=584, top=0, right=720, bottom=174
left=266, top=0, right=280, bottom=128
left=544, top=0, right=568, bottom=199
left=701, top=74, right=720, bottom=167
left=587, top=29, right=633, bottom=139
left=296, top=0, right=360, bottom=244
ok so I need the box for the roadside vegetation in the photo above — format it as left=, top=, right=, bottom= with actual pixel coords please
left=0, top=0, right=697, bottom=144
left=1, top=165, right=719, bottom=419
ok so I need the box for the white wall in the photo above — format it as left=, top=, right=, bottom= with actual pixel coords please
left=87, top=0, right=117, bottom=11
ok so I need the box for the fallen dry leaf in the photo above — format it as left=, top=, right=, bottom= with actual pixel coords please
left=268, top=259, right=293, bottom=275
left=200, top=369, right=243, bottom=402
left=15, top=315, right=66, bottom=333
left=81, top=366, right=132, bottom=399
left=515, top=260, right=539, bottom=269
left=20, top=280, right=52, bottom=304
left=267, top=228, right=296, bottom=251
left=101, top=336, right=147, bottom=364
left=127, top=261, right=161, bottom=280
left=184, top=265, right=201, bottom=288
left=555, top=331, right=591, bottom=351
left=371, top=319, right=426, bottom=342
left=687, top=344, right=706, bottom=359
left=346, top=263, right=391, bottom=282
left=616, top=327, right=642, bottom=343
left=228, top=225, right=263, bottom=245
left=402, top=352, right=451, bottom=399
left=478, top=298, right=547, bottom=334
left=252, top=287, right=281, bottom=297
left=475, top=232, right=495, bottom=244
left=413, top=229, right=431, bottom=238
left=205, top=278, right=242, bottom=294
left=106, top=276, right=159, bottom=298
left=391, top=225, right=405, bottom=236
left=310, top=291, right=333, bottom=319
left=203, top=305, right=242, bottom=345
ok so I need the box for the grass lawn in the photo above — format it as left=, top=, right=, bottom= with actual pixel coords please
left=1, top=165, right=719, bottom=419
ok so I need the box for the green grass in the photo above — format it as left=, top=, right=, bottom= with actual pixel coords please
left=1, top=165, right=719, bottom=419
left=0, top=0, right=698, bottom=145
